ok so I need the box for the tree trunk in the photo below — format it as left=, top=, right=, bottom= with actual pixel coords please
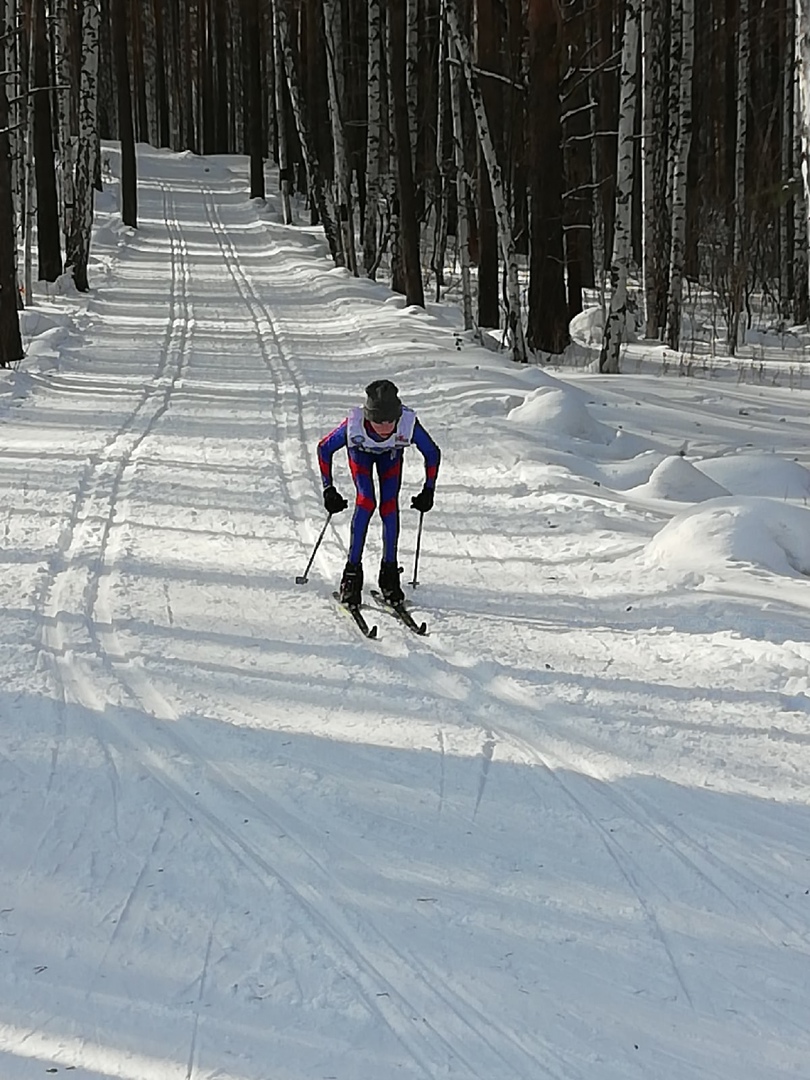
left=272, top=0, right=292, bottom=222
left=244, top=0, right=265, bottom=199
left=526, top=0, right=569, bottom=355
left=66, top=0, right=101, bottom=292
left=323, top=0, right=356, bottom=272
left=446, top=0, right=526, bottom=361
left=275, top=0, right=341, bottom=262
left=389, top=0, right=424, bottom=306
left=641, top=0, right=669, bottom=338
left=599, top=0, right=640, bottom=374
left=665, top=0, right=695, bottom=350
left=33, top=0, right=63, bottom=281
left=474, top=0, right=499, bottom=329
left=729, top=0, right=749, bottom=353
left=363, top=0, right=384, bottom=276
left=0, top=14, right=23, bottom=365
left=448, top=36, right=473, bottom=329
left=112, top=0, right=137, bottom=227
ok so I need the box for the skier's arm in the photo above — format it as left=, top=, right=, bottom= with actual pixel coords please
left=412, top=420, right=441, bottom=489
left=317, top=421, right=348, bottom=488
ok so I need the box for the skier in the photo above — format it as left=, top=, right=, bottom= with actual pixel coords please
left=317, top=379, right=441, bottom=607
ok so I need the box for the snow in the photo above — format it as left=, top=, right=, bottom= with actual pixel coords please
left=1, top=144, right=810, bottom=1080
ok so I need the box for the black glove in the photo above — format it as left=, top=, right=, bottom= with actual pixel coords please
left=323, top=485, right=348, bottom=514
left=411, top=487, right=434, bottom=513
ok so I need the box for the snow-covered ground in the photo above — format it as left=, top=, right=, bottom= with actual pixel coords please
left=1, top=145, right=809, bottom=1080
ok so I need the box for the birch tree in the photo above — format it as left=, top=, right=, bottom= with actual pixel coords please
left=53, top=0, right=76, bottom=251
left=796, top=0, right=810, bottom=312
left=363, top=0, right=384, bottom=275
left=599, top=0, right=640, bottom=374
left=0, top=11, right=23, bottom=364
left=66, top=0, right=101, bottom=292
left=274, top=0, right=341, bottom=262
left=641, top=0, right=669, bottom=338
left=665, top=0, right=695, bottom=351
left=272, top=0, right=292, bottom=223
left=448, top=34, right=473, bottom=329
left=729, top=0, right=750, bottom=353
left=322, top=0, right=356, bottom=272
left=389, top=0, right=424, bottom=306
left=445, top=0, right=527, bottom=361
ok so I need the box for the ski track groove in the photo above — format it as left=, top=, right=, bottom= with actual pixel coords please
left=38, top=177, right=553, bottom=1080
left=388, top=627, right=809, bottom=994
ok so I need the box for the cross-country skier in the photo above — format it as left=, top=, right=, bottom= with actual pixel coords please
left=317, top=379, right=441, bottom=607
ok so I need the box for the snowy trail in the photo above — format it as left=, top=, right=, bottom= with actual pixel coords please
left=1, top=149, right=810, bottom=1079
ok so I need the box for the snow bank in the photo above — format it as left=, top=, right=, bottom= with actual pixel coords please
left=646, top=496, right=810, bottom=579
left=627, top=454, right=730, bottom=502
left=694, top=452, right=810, bottom=501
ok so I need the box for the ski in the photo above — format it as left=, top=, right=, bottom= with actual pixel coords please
left=332, top=592, right=378, bottom=639
left=370, top=589, right=428, bottom=636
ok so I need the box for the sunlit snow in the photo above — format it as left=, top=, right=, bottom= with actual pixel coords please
left=1, top=145, right=809, bottom=1080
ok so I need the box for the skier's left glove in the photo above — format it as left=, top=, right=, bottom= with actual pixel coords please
left=411, top=487, right=434, bottom=513
left=323, top=485, right=348, bottom=514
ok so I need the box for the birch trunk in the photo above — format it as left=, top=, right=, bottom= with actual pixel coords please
left=796, top=0, right=810, bottom=317
left=275, top=0, right=341, bottom=263
left=448, top=35, right=472, bottom=329
left=406, top=0, right=418, bottom=159
left=641, top=0, right=668, bottom=338
left=599, top=0, right=640, bottom=374
left=322, top=0, right=356, bottom=272
left=389, top=0, right=424, bottom=306
left=729, top=0, right=750, bottom=353
left=272, top=0, right=292, bottom=223
left=23, top=0, right=36, bottom=301
left=53, top=0, right=76, bottom=249
left=665, top=0, right=695, bottom=350
left=66, top=0, right=101, bottom=292
left=445, top=0, right=526, bottom=361
left=431, top=7, right=449, bottom=300
left=0, top=10, right=23, bottom=362
left=5, top=0, right=21, bottom=290
left=363, top=0, right=383, bottom=275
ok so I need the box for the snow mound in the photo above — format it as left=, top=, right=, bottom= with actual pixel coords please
left=694, top=453, right=810, bottom=500
left=507, top=386, right=615, bottom=445
left=627, top=455, right=729, bottom=502
left=646, top=497, right=810, bottom=579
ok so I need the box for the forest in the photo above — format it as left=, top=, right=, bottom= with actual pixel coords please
left=0, top=0, right=806, bottom=373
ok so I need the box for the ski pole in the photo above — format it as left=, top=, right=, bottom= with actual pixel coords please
left=409, top=511, right=424, bottom=588
left=295, top=514, right=332, bottom=584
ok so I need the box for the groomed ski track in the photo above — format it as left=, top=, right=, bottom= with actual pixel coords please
left=1, top=147, right=808, bottom=1080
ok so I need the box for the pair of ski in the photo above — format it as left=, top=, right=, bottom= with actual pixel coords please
left=332, top=589, right=428, bottom=639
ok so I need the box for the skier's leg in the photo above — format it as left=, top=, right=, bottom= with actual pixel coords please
left=347, top=450, right=376, bottom=563
left=377, top=454, right=404, bottom=602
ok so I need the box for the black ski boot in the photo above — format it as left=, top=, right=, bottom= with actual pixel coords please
left=339, top=561, right=363, bottom=607
left=378, top=560, right=404, bottom=605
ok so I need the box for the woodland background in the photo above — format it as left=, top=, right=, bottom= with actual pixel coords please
left=1, top=0, right=808, bottom=374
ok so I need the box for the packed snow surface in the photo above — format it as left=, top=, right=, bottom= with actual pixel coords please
left=1, top=146, right=810, bottom=1080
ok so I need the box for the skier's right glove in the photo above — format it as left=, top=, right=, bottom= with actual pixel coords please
left=323, top=485, right=348, bottom=514
left=411, top=487, right=434, bottom=513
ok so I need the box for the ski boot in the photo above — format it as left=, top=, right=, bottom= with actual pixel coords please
left=378, top=560, right=404, bottom=605
left=339, top=561, right=363, bottom=607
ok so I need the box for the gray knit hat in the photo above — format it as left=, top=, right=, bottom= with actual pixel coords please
left=363, top=379, right=402, bottom=422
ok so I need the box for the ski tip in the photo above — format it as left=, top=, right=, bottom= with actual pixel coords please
left=369, top=625, right=379, bottom=639
left=417, top=622, right=427, bottom=635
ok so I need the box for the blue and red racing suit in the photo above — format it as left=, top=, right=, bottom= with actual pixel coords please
left=317, top=406, right=441, bottom=564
